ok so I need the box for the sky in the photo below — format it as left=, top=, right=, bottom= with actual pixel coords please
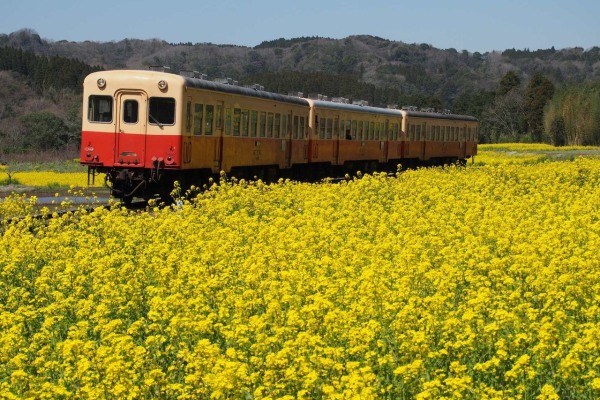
left=1, top=0, right=598, bottom=53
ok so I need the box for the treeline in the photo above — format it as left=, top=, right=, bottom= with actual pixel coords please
left=0, top=46, right=102, bottom=93
left=502, top=46, right=600, bottom=63
left=450, top=71, right=557, bottom=143
left=545, top=82, right=600, bottom=146
left=254, top=37, right=326, bottom=49
left=242, top=71, right=441, bottom=108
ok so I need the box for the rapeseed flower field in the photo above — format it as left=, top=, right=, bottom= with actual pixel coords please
left=2, top=149, right=600, bottom=398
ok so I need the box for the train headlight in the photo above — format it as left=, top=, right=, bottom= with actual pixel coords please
left=97, top=78, right=106, bottom=89
left=158, top=80, right=168, bottom=90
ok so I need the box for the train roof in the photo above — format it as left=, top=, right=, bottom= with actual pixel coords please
left=400, top=109, right=478, bottom=122
left=308, top=99, right=403, bottom=117
left=182, top=76, right=310, bottom=107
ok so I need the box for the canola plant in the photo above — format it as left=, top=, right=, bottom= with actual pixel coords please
left=1, top=154, right=600, bottom=399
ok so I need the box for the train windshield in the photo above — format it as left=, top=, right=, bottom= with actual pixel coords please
left=88, top=95, right=113, bottom=123
left=149, top=97, right=175, bottom=126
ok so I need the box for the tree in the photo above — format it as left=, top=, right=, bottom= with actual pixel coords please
left=20, top=111, right=69, bottom=151
left=481, top=90, right=527, bottom=142
left=498, top=71, right=521, bottom=96
left=549, top=116, right=566, bottom=146
left=524, top=73, right=554, bottom=141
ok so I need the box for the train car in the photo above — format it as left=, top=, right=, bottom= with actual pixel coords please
left=306, top=98, right=403, bottom=175
left=81, top=69, right=310, bottom=202
left=400, top=108, right=478, bottom=164
left=81, top=69, right=478, bottom=202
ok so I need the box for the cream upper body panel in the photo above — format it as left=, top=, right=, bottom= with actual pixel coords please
left=82, top=70, right=186, bottom=135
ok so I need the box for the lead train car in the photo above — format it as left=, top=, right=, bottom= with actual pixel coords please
left=81, top=70, right=478, bottom=202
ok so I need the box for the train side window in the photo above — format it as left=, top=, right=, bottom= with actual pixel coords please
left=194, top=104, right=203, bottom=135
left=334, top=118, right=339, bottom=139
left=357, top=121, right=363, bottom=140
left=233, top=108, right=241, bottom=137
left=259, top=112, right=266, bottom=137
left=123, top=100, right=139, bottom=124
left=149, top=97, right=175, bottom=125
left=241, top=110, right=249, bottom=137
left=274, top=113, right=281, bottom=138
left=375, top=122, right=380, bottom=140
left=250, top=110, right=258, bottom=137
left=370, top=122, right=375, bottom=140
left=326, top=118, right=333, bottom=139
left=267, top=113, right=274, bottom=138
left=205, top=105, right=214, bottom=136
left=299, top=116, right=305, bottom=138
left=215, top=105, right=223, bottom=130
left=282, top=114, right=288, bottom=138
left=293, top=115, right=299, bottom=139
left=340, top=119, right=345, bottom=139
left=351, top=120, right=357, bottom=139
left=88, top=95, right=113, bottom=123
left=225, top=108, right=232, bottom=136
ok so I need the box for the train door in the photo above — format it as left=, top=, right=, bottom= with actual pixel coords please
left=462, top=125, right=468, bottom=159
left=115, top=91, right=147, bottom=166
left=214, top=101, right=225, bottom=172
left=285, top=110, right=293, bottom=168
left=420, top=122, right=427, bottom=160
left=333, top=116, right=340, bottom=163
left=182, top=98, right=192, bottom=165
left=382, top=119, right=389, bottom=162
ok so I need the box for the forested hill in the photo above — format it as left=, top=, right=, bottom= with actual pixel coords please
left=3, top=29, right=600, bottom=103
left=1, top=29, right=600, bottom=151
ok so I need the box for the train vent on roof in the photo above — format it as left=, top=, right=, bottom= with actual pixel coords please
left=149, top=65, right=172, bottom=72
left=288, top=91, right=304, bottom=98
left=309, top=93, right=329, bottom=101
left=214, top=77, right=239, bottom=86
left=180, top=70, right=207, bottom=79
left=402, top=105, right=419, bottom=111
left=244, top=83, right=265, bottom=90
left=332, top=97, right=350, bottom=104
left=387, top=104, right=399, bottom=109
left=352, top=100, right=369, bottom=106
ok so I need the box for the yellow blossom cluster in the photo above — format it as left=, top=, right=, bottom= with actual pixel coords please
left=2, top=156, right=600, bottom=398
left=3, top=171, right=99, bottom=188
left=0, top=194, right=36, bottom=221
left=475, top=143, right=600, bottom=166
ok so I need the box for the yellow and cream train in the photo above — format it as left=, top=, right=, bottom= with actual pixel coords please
left=81, top=69, right=478, bottom=201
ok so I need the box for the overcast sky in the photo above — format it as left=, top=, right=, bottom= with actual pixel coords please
left=2, top=0, right=598, bottom=52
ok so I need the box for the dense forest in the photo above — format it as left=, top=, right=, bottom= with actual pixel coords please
left=1, top=28, right=600, bottom=156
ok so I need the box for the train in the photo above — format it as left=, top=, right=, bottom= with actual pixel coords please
left=80, top=69, right=478, bottom=202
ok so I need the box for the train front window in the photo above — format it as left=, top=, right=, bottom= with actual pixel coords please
left=88, top=95, right=113, bottom=123
left=149, top=97, right=175, bottom=126
left=123, top=100, right=139, bottom=124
